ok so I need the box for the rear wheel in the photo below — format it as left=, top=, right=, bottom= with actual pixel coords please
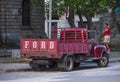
left=32, top=65, right=46, bottom=71
left=97, top=53, right=109, bottom=67
left=65, top=57, right=74, bottom=71
left=74, top=62, right=80, bottom=68
left=29, top=61, right=46, bottom=71
left=58, top=56, right=74, bottom=71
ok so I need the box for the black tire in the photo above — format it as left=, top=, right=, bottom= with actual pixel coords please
left=63, top=56, right=74, bottom=71
left=49, top=62, right=57, bottom=69
left=74, top=62, right=80, bottom=68
left=58, top=56, right=74, bottom=71
left=97, top=53, right=109, bottom=67
left=29, top=61, right=46, bottom=71
left=29, top=61, right=39, bottom=71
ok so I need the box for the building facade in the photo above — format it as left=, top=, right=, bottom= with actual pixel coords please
left=0, top=0, right=46, bottom=49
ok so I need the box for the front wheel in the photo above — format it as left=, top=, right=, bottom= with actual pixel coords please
left=97, top=53, right=109, bottom=67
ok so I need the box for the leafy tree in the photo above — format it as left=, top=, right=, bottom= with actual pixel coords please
left=65, top=0, right=115, bottom=29
left=52, top=0, right=66, bottom=19
left=33, top=0, right=116, bottom=29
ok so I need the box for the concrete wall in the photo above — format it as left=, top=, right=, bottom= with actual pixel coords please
left=0, top=0, right=46, bottom=49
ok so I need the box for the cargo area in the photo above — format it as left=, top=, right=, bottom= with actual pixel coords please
left=21, top=28, right=88, bottom=58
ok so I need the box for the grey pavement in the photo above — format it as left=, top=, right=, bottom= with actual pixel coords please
left=0, top=57, right=120, bottom=73
left=0, top=51, right=120, bottom=73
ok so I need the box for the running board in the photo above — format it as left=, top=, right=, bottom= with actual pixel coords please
left=85, top=57, right=100, bottom=62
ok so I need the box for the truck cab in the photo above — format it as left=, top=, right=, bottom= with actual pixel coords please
left=21, top=28, right=109, bottom=71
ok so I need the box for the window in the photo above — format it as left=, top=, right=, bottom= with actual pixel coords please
left=22, top=0, right=30, bottom=26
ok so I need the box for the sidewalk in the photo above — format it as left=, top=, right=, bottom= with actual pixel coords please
left=0, top=63, right=31, bottom=73
left=0, top=56, right=120, bottom=73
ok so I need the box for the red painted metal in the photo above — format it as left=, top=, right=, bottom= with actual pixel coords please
left=39, top=39, right=48, bottom=52
left=94, top=45, right=106, bottom=58
left=21, top=39, right=58, bottom=51
left=31, top=39, right=40, bottom=51
left=21, top=28, right=105, bottom=59
left=57, top=42, right=88, bottom=58
left=48, top=39, right=58, bottom=53
left=21, top=38, right=31, bottom=52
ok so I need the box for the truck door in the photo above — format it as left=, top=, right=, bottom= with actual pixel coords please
left=88, top=30, right=97, bottom=57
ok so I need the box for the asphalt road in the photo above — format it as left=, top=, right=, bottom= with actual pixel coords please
left=0, top=62, right=120, bottom=82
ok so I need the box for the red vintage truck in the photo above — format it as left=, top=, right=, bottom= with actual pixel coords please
left=21, top=28, right=109, bottom=71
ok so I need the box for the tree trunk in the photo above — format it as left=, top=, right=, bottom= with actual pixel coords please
left=78, top=12, right=84, bottom=27
left=67, top=9, right=75, bottom=28
left=85, top=14, right=92, bottom=30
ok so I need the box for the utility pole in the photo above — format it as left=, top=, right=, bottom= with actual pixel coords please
left=48, top=0, right=52, bottom=39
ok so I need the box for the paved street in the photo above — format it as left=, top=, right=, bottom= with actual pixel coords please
left=0, top=62, right=120, bottom=82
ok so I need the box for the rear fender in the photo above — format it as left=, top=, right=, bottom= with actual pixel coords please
left=62, top=54, right=74, bottom=60
left=94, top=45, right=106, bottom=58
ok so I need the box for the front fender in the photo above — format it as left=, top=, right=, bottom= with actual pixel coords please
left=94, top=45, right=106, bottom=58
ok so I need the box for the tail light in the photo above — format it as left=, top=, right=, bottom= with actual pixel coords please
left=21, top=53, right=26, bottom=57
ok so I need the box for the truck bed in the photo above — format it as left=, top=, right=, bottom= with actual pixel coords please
left=21, top=38, right=88, bottom=58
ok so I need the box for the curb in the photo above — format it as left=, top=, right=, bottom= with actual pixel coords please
left=109, top=58, right=120, bottom=63
left=0, top=68, right=31, bottom=73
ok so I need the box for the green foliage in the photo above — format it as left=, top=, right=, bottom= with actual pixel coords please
left=32, top=0, right=118, bottom=23
left=43, top=0, right=66, bottom=19
left=65, top=0, right=115, bottom=16
left=52, top=0, right=66, bottom=19
left=114, top=0, right=120, bottom=6
left=51, top=0, right=116, bottom=27
left=32, top=0, right=115, bottom=18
